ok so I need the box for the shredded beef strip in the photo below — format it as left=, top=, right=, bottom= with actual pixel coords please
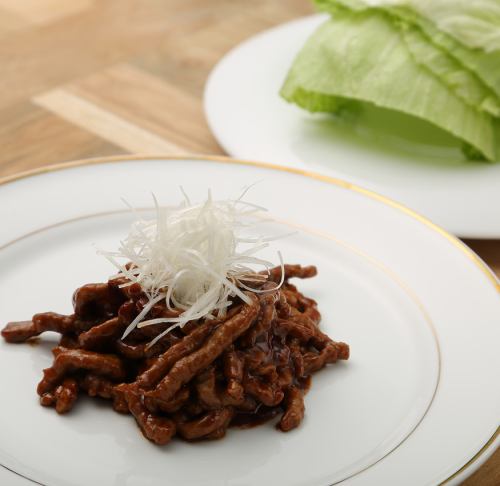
left=146, top=294, right=259, bottom=403
left=37, top=347, right=126, bottom=395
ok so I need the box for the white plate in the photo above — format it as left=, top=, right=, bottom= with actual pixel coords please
left=204, top=15, right=500, bottom=239
left=0, top=155, right=498, bottom=486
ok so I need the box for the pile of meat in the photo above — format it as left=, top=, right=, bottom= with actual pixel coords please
left=1, top=264, right=349, bottom=445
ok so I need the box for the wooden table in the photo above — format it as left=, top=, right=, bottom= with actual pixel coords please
left=0, top=0, right=497, bottom=484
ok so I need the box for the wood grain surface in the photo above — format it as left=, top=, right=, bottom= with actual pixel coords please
left=0, top=1, right=497, bottom=484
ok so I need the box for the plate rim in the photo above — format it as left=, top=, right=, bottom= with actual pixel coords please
left=0, top=153, right=498, bottom=485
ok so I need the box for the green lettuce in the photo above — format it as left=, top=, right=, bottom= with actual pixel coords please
left=315, top=0, right=500, bottom=102
left=281, top=1, right=500, bottom=161
left=401, top=27, right=500, bottom=117
left=383, top=0, right=500, bottom=53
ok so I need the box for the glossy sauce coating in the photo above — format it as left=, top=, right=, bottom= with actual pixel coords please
left=1, top=265, right=349, bottom=445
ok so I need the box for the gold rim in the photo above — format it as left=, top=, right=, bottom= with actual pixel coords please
left=440, top=429, right=499, bottom=485
left=0, top=153, right=498, bottom=484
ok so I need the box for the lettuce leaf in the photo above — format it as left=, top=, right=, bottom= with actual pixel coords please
left=401, top=27, right=500, bottom=117
left=388, top=0, right=500, bottom=53
left=280, top=10, right=500, bottom=161
left=315, top=0, right=500, bottom=100
left=316, top=0, right=500, bottom=52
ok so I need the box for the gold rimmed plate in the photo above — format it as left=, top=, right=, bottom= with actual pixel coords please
left=0, top=155, right=498, bottom=485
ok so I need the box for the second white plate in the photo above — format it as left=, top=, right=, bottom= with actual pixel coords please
left=204, top=14, right=500, bottom=238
